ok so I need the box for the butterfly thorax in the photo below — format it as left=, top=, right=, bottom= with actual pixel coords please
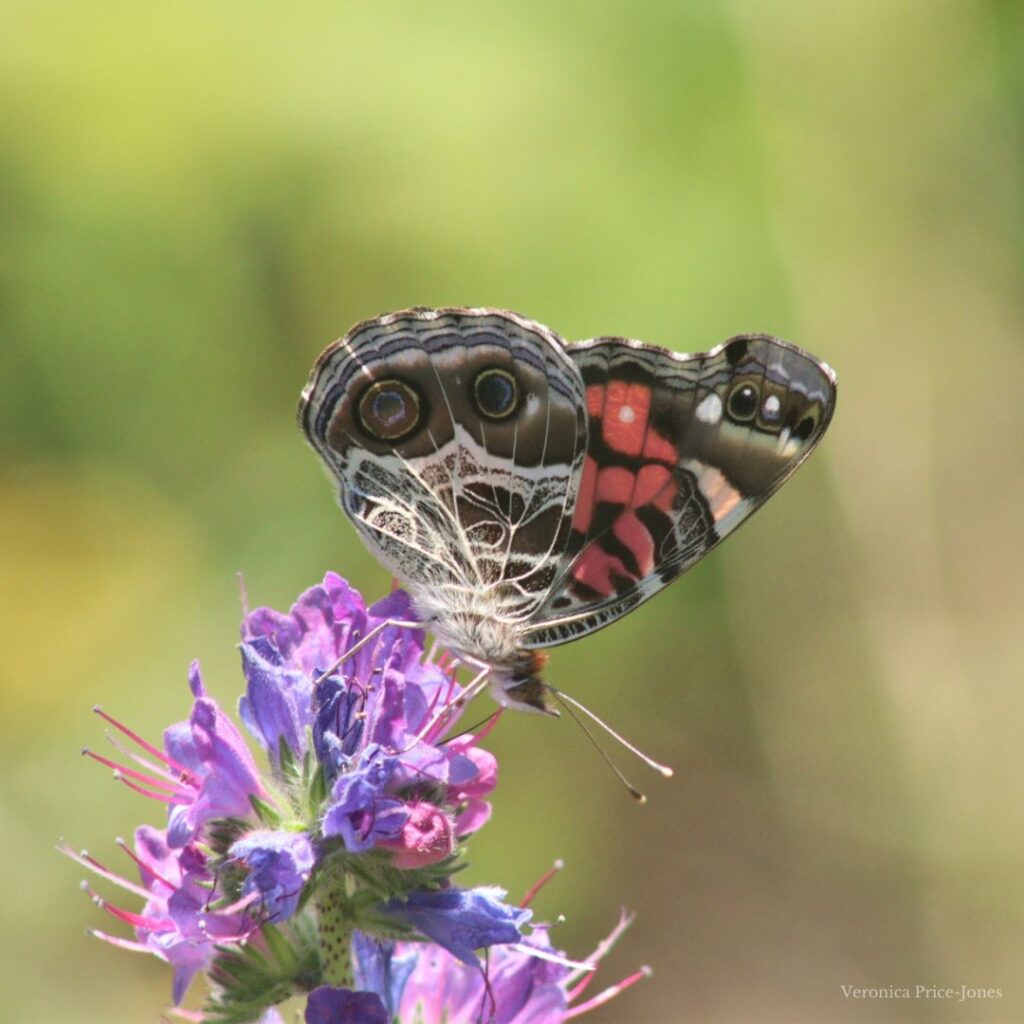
left=409, top=586, right=557, bottom=714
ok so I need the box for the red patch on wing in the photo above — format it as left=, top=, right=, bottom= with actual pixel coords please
left=572, top=544, right=629, bottom=596
left=642, top=427, right=677, bottom=464
left=572, top=455, right=599, bottom=533
left=634, top=464, right=671, bottom=506
left=595, top=466, right=635, bottom=505
left=572, top=380, right=681, bottom=589
left=602, top=381, right=652, bottom=457
left=613, top=512, right=655, bottom=576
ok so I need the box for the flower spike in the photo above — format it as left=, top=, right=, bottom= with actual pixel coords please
left=65, top=572, right=647, bottom=1021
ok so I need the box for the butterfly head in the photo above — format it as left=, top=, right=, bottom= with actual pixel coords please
left=489, top=651, right=558, bottom=717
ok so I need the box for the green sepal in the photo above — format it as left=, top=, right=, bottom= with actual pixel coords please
left=276, top=734, right=298, bottom=779
left=261, top=922, right=298, bottom=972
left=206, top=817, right=255, bottom=856
left=307, top=758, right=328, bottom=817
left=249, top=794, right=282, bottom=829
left=203, top=916, right=319, bottom=1024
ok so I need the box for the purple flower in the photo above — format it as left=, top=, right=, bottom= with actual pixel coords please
left=163, top=661, right=266, bottom=848
left=241, top=575, right=463, bottom=767
left=305, top=985, right=389, bottom=1024
left=269, top=574, right=500, bottom=865
left=395, top=916, right=649, bottom=1023
left=239, top=573, right=370, bottom=765
left=240, top=575, right=433, bottom=765
left=243, top=573, right=369, bottom=681
left=61, top=825, right=255, bottom=1005
left=238, top=637, right=314, bottom=767
left=236, top=572, right=498, bottom=872
left=70, top=572, right=604, bottom=1021
left=376, top=887, right=531, bottom=967
left=352, top=932, right=418, bottom=1018
left=321, top=745, right=409, bottom=852
left=449, top=746, right=498, bottom=837
left=229, top=829, right=316, bottom=922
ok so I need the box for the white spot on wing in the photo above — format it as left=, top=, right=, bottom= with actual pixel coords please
left=683, top=458, right=751, bottom=527
left=618, top=405, right=636, bottom=424
left=695, top=392, right=722, bottom=424
left=776, top=426, right=798, bottom=458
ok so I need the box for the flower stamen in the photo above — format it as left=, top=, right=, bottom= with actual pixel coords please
left=564, top=965, right=652, bottom=1019
left=520, top=858, right=564, bottom=909
left=92, top=705, right=193, bottom=780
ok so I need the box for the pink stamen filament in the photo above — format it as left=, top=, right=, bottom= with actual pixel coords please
left=510, top=944, right=594, bottom=973
left=57, top=843, right=155, bottom=901
left=87, top=928, right=152, bottom=954
left=84, top=884, right=170, bottom=932
left=103, top=731, right=186, bottom=787
left=114, top=838, right=181, bottom=894
left=92, top=706, right=192, bottom=779
left=218, top=891, right=261, bottom=917
left=468, top=706, right=503, bottom=746
left=565, top=966, right=652, bottom=1019
left=83, top=749, right=187, bottom=796
left=567, top=970, right=596, bottom=1003
left=424, top=667, right=491, bottom=749
left=520, top=858, right=564, bottom=909
left=565, top=911, right=635, bottom=987
left=115, top=775, right=178, bottom=803
left=165, top=1006, right=205, bottom=1022
left=396, top=671, right=477, bottom=754
left=200, top=920, right=261, bottom=945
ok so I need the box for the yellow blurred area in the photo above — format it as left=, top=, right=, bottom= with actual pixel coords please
left=0, top=465, right=200, bottom=718
left=2, top=2, right=1022, bottom=1022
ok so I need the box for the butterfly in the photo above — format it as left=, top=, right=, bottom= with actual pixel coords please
left=299, top=307, right=836, bottom=715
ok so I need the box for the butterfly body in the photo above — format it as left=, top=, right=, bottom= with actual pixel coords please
left=299, top=307, right=836, bottom=712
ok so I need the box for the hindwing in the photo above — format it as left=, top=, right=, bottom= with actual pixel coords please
left=299, top=308, right=588, bottom=625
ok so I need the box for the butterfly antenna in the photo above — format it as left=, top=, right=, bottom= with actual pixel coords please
left=549, top=688, right=647, bottom=803
left=549, top=685, right=674, bottom=782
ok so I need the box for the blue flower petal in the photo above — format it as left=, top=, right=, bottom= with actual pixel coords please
left=239, top=637, right=312, bottom=762
left=322, top=748, right=408, bottom=852
left=352, top=932, right=417, bottom=1018
left=304, top=986, right=388, bottom=1024
left=377, top=887, right=531, bottom=966
left=229, top=830, right=316, bottom=921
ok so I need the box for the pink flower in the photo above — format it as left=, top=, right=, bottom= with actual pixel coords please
left=378, top=801, right=456, bottom=869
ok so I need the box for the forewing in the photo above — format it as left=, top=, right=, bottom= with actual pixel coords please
left=299, top=308, right=588, bottom=623
left=523, top=333, right=837, bottom=647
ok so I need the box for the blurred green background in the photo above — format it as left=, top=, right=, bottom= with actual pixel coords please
left=3, top=2, right=1023, bottom=1022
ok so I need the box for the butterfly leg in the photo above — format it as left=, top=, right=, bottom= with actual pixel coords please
left=312, top=617, right=424, bottom=686
left=396, top=666, right=492, bottom=753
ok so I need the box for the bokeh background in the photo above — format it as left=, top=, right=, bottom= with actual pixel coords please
left=3, top=2, right=1023, bottom=1022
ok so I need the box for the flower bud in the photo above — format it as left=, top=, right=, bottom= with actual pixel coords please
left=378, top=801, right=455, bottom=869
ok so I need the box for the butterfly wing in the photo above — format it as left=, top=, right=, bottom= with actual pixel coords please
left=522, top=333, right=837, bottom=647
left=299, top=307, right=589, bottom=627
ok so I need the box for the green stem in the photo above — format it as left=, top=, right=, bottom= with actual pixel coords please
left=314, top=856, right=355, bottom=988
